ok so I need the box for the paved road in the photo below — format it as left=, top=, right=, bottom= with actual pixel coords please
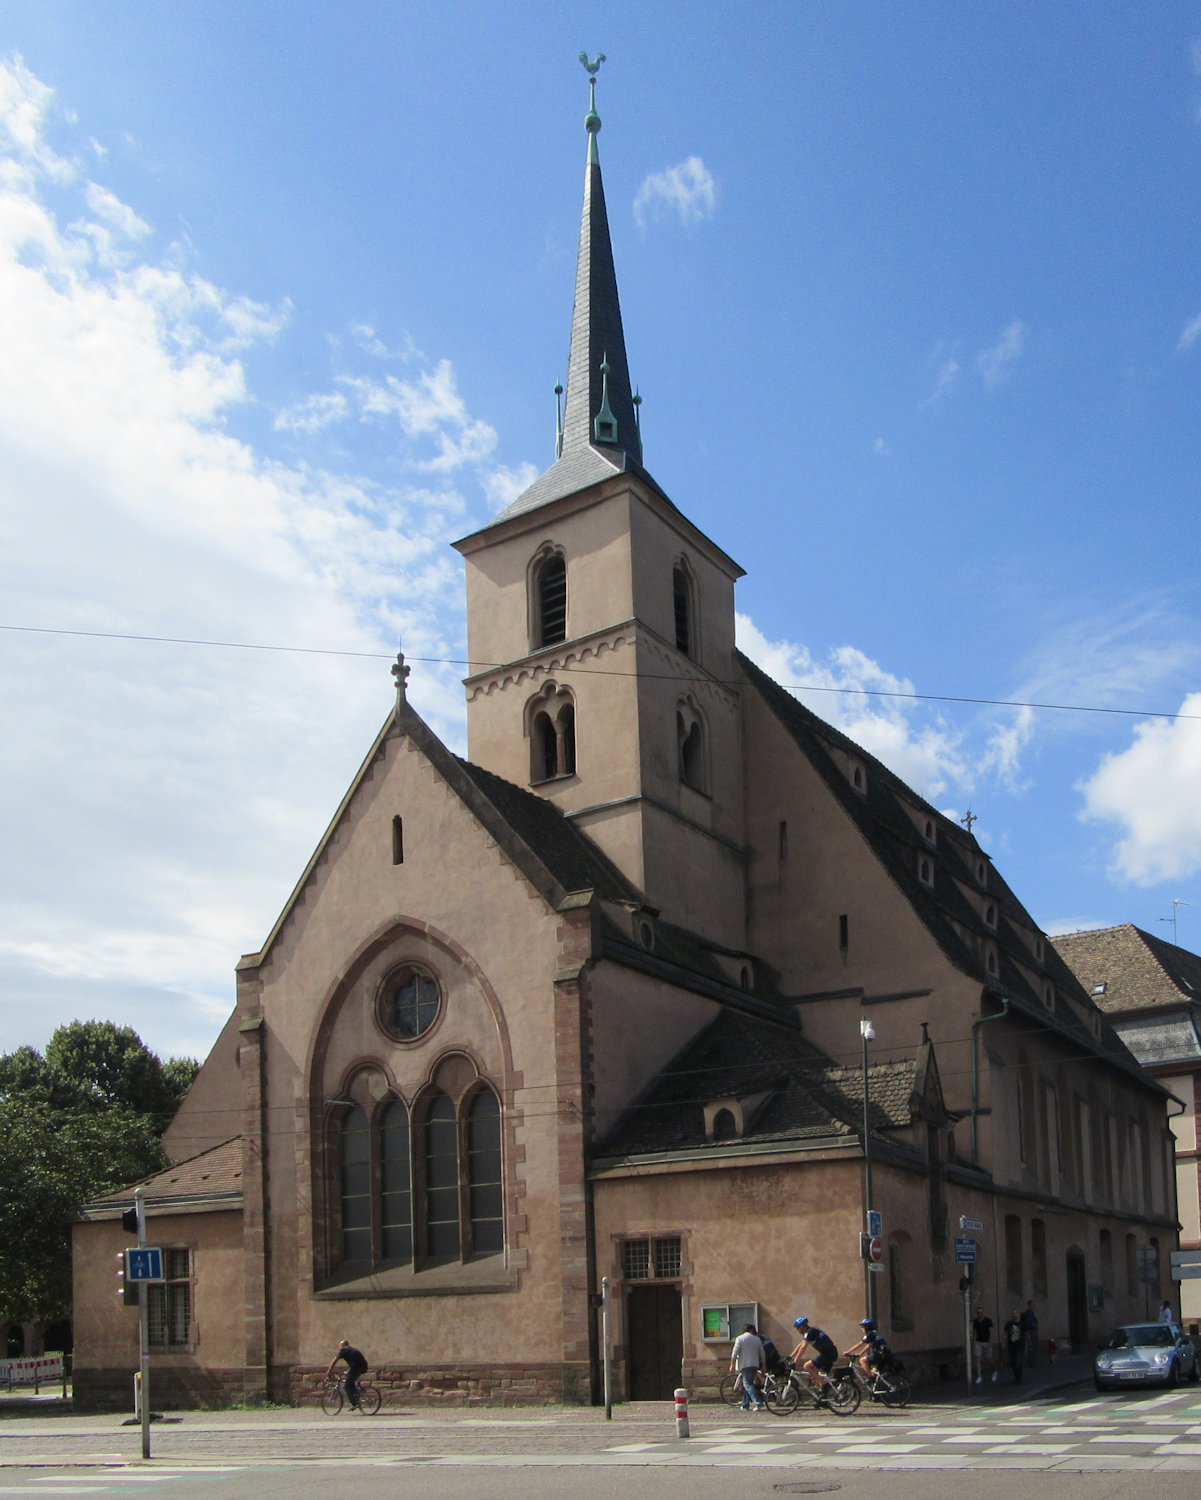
left=3, top=1384, right=1201, bottom=1485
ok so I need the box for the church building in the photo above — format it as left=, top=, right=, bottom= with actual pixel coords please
left=73, top=67, right=1178, bottom=1409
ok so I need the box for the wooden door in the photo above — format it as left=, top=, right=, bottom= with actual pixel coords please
left=626, top=1283, right=683, bottom=1400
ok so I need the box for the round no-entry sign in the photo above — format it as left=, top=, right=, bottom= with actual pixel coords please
left=869, top=1236, right=884, bottom=1263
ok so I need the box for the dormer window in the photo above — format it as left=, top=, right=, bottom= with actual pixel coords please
left=975, top=858, right=988, bottom=887
left=924, top=819, right=936, bottom=844
left=984, top=903, right=997, bottom=929
left=1091, top=982, right=1107, bottom=996
left=532, top=550, right=566, bottom=648
left=852, top=765, right=865, bottom=792
left=918, top=855, right=934, bottom=887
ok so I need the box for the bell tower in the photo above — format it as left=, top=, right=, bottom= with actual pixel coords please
left=453, top=59, right=746, bottom=947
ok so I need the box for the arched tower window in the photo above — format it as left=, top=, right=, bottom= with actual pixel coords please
left=672, top=561, right=695, bottom=658
left=467, top=1087, right=504, bottom=1256
left=533, top=551, right=567, bottom=648
left=425, top=1092, right=461, bottom=1264
left=677, top=697, right=708, bottom=793
left=340, top=1105, right=371, bottom=1265
left=527, top=684, right=577, bottom=782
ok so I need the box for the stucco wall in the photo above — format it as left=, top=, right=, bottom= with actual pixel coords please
left=72, top=1208, right=243, bottom=1410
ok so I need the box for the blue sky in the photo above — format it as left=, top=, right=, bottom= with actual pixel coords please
left=2, top=2, right=1200, bottom=1064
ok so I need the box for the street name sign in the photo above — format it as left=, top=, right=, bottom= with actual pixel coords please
left=959, top=1215, right=984, bottom=1232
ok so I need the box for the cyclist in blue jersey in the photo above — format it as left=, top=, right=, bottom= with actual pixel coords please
left=843, top=1317, right=888, bottom=1381
left=790, top=1316, right=838, bottom=1395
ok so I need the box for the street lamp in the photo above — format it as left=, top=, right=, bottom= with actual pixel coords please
left=861, top=1017, right=877, bottom=1322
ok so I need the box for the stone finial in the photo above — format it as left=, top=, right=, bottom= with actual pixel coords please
left=391, top=651, right=411, bottom=704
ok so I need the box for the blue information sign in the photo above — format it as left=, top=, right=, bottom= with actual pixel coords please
left=954, top=1237, right=977, bottom=1264
left=125, top=1247, right=164, bottom=1282
left=867, top=1210, right=882, bottom=1237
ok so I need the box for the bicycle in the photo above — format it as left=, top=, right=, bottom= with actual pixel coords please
left=841, top=1358, right=911, bottom=1408
left=321, top=1371, right=382, bottom=1414
left=763, top=1357, right=860, bottom=1416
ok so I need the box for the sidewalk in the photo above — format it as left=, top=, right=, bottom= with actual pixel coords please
left=919, top=1351, right=1093, bottom=1406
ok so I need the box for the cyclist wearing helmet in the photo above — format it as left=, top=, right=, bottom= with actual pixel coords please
left=843, top=1317, right=886, bottom=1381
left=789, top=1316, right=838, bottom=1393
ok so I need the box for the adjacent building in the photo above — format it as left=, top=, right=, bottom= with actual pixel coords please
left=72, top=70, right=1178, bottom=1409
left=1054, top=923, right=1201, bottom=1324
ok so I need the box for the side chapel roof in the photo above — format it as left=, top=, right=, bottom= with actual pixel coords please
left=596, top=1007, right=923, bottom=1162
left=79, top=1136, right=244, bottom=1218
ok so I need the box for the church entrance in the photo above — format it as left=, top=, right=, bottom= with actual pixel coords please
left=626, top=1283, right=683, bottom=1400
left=1066, top=1248, right=1088, bottom=1352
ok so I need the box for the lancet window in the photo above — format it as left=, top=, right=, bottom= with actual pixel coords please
left=331, top=1076, right=504, bottom=1274
left=527, top=684, right=577, bottom=782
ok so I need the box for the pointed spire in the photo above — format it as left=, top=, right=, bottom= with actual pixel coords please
left=561, top=55, right=642, bottom=466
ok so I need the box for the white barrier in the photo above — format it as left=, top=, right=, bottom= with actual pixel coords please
left=1, top=1355, right=65, bottom=1390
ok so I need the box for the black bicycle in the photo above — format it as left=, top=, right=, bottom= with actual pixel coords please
left=321, top=1372, right=382, bottom=1414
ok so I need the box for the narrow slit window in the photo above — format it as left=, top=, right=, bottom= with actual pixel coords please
left=536, top=555, right=567, bottom=647
left=391, top=815, right=404, bottom=865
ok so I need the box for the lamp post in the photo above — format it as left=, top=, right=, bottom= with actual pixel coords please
left=861, top=1017, right=877, bottom=1322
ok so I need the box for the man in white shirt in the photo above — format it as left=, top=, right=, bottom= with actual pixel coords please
left=729, top=1324, right=766, bottom=1411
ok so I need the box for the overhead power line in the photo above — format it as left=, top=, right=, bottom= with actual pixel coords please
left=2, top=621, right=1199, bottom=723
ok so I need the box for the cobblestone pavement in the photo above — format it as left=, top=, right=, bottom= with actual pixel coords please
left=4, top=1383, right=1201, bottom=1472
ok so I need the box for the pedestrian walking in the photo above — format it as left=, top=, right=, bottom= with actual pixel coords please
left=1003, top=1309, right=1025, bottom=1384
left=1020, top=1300, right=1039, bottom=1367
left=729, top=1323, right=766, bottom=1411
left=972, top=1305, right=996, bottom=1384
left=1158, top=1300, right=1174, bottom=1324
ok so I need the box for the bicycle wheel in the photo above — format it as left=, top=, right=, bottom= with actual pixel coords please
left=878, top=1373, right=910, bottom=1408
left=764, top=1373, right=800, bottom=1415
left=719, top=1372, right=743, bottom=1405
left=321, top=1382, right=344, bottom=1416
left=358, top=1383, right=382, bottom=1414
left=822, top=1375, right=861, bottom=1415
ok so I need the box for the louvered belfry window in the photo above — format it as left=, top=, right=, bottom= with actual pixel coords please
left=537, top=555, right=567, bottom=647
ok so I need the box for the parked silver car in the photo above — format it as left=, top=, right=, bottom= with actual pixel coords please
left=1094, top=1322, right=1199, bottom=1390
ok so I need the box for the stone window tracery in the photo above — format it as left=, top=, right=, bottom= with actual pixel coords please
left=330, top=1070, right=505, bottom=1278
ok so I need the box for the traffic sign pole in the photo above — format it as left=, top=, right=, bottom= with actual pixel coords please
left=135, top=1186, right=150, bottom=1461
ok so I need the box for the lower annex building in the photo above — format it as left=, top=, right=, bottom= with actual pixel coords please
left=74, top=66, right=1178, bottom=1408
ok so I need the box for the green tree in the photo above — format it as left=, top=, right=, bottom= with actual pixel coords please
left=0, top=1022, right=198, bottom=1327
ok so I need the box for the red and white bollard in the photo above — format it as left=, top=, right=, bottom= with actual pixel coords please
left=674, top=1386, right=690, bottom=1439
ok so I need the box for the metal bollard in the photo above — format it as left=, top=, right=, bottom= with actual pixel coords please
left=674, top=1386, right=690, bottom=1438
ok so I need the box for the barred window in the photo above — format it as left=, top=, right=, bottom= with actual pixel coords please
left=622, top=1236, right=681, bottom=1280
left=147, top=1249, right=191, bottom=1348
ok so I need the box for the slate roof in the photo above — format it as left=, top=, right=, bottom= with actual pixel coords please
left=738, top=650, right=1152, bottom=1087
left=597, top=1008, right=918, bottom=1161
left=452, top=754, right=638, bottom=905
left=1053, top=924, right=1201, bottom=1013
left=81, top=1137, right=243, bottom=1216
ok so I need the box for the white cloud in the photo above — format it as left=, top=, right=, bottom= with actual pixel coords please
left=633, top=156, right=716, bottom=230
left=0, top=58, right=519, bottom=1061
left=735, top=615, right=971, bottom=802
left=1178, top=311, right=1201, bottom=352
left=1080, top=694, right=1201, bottom=885
left=976, top=319, right=1028, bottom=388
left=922, top=343, right=960, bottom=404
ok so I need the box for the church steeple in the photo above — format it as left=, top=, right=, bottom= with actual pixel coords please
left=560, top=55, right=642, bottom=465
